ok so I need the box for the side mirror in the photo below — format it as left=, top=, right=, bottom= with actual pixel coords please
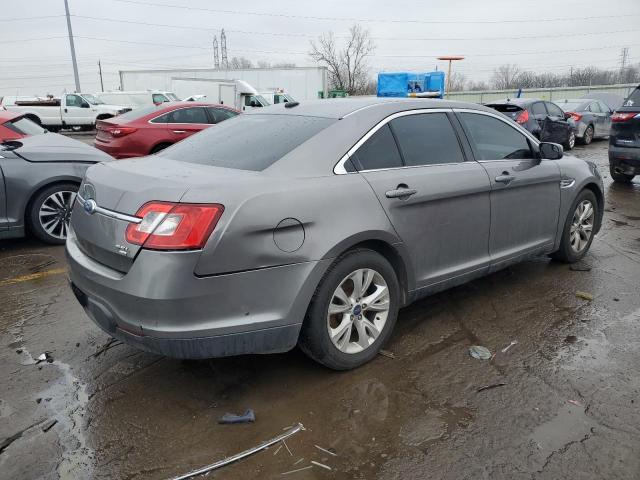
left=539, top=142, right=563, bottom=160
left=81, top=102, right=90, bottom=108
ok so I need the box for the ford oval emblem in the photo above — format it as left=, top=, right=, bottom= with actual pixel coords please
left=84, top=199, right=97, bottom=215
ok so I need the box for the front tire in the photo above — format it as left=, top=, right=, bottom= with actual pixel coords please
left=552, top=189, right=598, bottom=263
left=299, top=249, right=400, bottom=370
left=28, top=183, right=78, bottom=244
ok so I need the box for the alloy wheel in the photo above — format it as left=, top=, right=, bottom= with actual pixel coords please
left=568, top=131, right=576, bottom=149
left=38, top=190, right=77, bottom=240
left=570, top=200, right=594, bottom=253
left=326, top=268, right=390, bottom=354
left=584, top=126, right=593, bottom=144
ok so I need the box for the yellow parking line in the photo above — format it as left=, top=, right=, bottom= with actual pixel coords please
left=0, top=268, right=67, bottom=287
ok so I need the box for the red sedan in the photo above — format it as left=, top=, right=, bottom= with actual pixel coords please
left=94, top=102, right=239, bottom=159
left=0, top=110, right=48, bottom=142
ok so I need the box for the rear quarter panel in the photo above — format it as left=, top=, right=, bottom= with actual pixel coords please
left=184, top=173, right=401, bottom=277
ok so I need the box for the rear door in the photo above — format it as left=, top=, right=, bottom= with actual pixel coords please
left=356, top=110, right=491, bottom=289
left=166, top=106, right=212, bottom=142
left=456, top=110, right=561, bottom=270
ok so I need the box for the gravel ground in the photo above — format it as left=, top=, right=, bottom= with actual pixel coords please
left=0, top=139, right=639, bottom=480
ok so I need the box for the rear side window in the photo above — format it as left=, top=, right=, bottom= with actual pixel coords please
left=459, top=113, right=532, bottom=160
left=390, top=113, right=464, bottom=166
left=4, top=116, right=47, bottom=135
left=589, top=102, right=601, bottom=113
left=352, top=124, right=403, bottom=171
left=159, top=114, right=336, bottom=171
left=531, top=102, right=547, bottom=116
left=169, top=107, right=209, bottom=124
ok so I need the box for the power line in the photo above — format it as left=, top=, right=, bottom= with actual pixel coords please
left=0, top=15, right=65, bottom=22
left=110, top=0, right=640, bottom=25
left=0, top=36, right=68, bottom=44
left=69, top=14, right=640, bottom=42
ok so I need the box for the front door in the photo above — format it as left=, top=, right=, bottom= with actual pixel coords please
left=456, top=111, right=561, bottom=270
left=353, top=111, right=492, bottom=289
left=62, top=94, right=91, bottom=126
left=542, top=101, right=571, bottom=145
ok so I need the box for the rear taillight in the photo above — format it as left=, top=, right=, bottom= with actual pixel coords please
left=110, top=127, right=137, bottom=137
left=125, top=201, right=224, bottom=250
left=611, top=112, right=639, bottom=122
left=567, top=112, right=582, bottom=122
left=516, top=110, right=529, bottom=124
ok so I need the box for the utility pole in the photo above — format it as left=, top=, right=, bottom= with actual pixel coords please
left=619, top=47, right=629, bottom=82
left=63, top=0, right=81, bottom=92
left=98, top=60, right=104, bottom=91
left=213, top=36, right=220, bottom=69
left=437, top=56, right=465, bottom=98
left=220, top=29, right=228, bottom=69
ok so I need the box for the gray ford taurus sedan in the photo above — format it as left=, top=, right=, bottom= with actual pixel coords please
left=66, top=98, right=604, bottom=370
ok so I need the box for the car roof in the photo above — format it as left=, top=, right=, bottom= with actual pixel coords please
left=486, top=98, right=542, bottom=106
left=246, top=97, right=495, bottom=119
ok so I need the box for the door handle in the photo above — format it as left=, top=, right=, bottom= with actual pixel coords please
left=385, top=188, right=417, bottom=199
left=495, top=174, right=515, bottom=185
left=172, top=130, right=187, bottom=134
left=64, top=108, right=68, bottom=113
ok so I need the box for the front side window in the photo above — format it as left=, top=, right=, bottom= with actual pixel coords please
left=389, top=113, right=464, bottom=166
left=531, top=102, right=547, bottom=116
left=546, top=102, right=564, bottom=117
left=352, top=124, right=403, bottom=171
left=66, top=94, right=82, bottom=107
left=169, top=107, right=209, bottom=124
left=152, top=93, right=168, bottom=104
left=459, top=113, right=532, bottom=160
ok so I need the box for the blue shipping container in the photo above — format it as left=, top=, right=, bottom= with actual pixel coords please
left=377, top=71, right=445, bottom=99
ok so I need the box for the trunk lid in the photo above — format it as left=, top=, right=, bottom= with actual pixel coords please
left=7, top=132, right=112, bottom=163
left=70, top=156, right=255, bottom=272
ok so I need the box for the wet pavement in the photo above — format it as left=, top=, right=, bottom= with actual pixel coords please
left=1, top=140, right=639, bottom=480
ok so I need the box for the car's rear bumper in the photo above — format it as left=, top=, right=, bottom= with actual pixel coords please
left=66, top=229, right=330, bottom=359
left=609, top=145, right=640, bottom=169
left=93, top=139, right=144, bottom=160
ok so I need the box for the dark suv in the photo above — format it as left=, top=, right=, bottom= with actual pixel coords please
left=609, top=85, right=640, bottom=183
left=486, top=98, right=575, bottom=150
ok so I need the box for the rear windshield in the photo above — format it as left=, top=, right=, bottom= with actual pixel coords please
left=487, top=104, right=523, bottom=113
left=159, top=114, right=336, bottom=171
left=558, top=101, right=586, bottom=112
left=624, top=87, right=640, bottom=107
left=114, top=105, right=163, bottom=121
left=3, top=116, right=47, bottom=135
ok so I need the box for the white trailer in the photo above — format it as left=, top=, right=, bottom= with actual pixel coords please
left=171, top=78, right=268, bottom=111
left=119, top=67, right=328, bottom=102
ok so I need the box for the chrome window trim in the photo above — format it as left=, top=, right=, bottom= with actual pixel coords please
left=333, top=108, right=455, bottom=175
left=76, top=195, right=142, bottom=224
left=148, top=106, right=211, bottom=125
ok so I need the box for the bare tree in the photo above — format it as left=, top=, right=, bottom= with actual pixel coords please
left=448, top=72, right=467, bottom=92
left=309, top=24, right=375, bottom=95
left=491, top=64, right=522, bottom=90
left=229, top=56, right=253, bottom=69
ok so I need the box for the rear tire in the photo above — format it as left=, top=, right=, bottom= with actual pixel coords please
left=551, top=189, right=598, bottom=263
left=28, top=183, right=78, bottom=245
left=564, top=130, right=575, bottom=150
left=609, top=165, right=635, bottom=183
left=298, top=249, right=400, bottom=370
left=581, top=125, right=594, bottom=145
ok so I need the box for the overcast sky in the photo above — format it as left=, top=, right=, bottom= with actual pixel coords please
left=1, top=0, right=639, bottom=96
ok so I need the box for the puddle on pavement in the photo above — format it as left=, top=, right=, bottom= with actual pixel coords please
left=529, top=404, right=594, bottom=462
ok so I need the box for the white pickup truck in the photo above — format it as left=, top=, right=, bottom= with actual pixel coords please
left=1, top=93, right=130, bottom=131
